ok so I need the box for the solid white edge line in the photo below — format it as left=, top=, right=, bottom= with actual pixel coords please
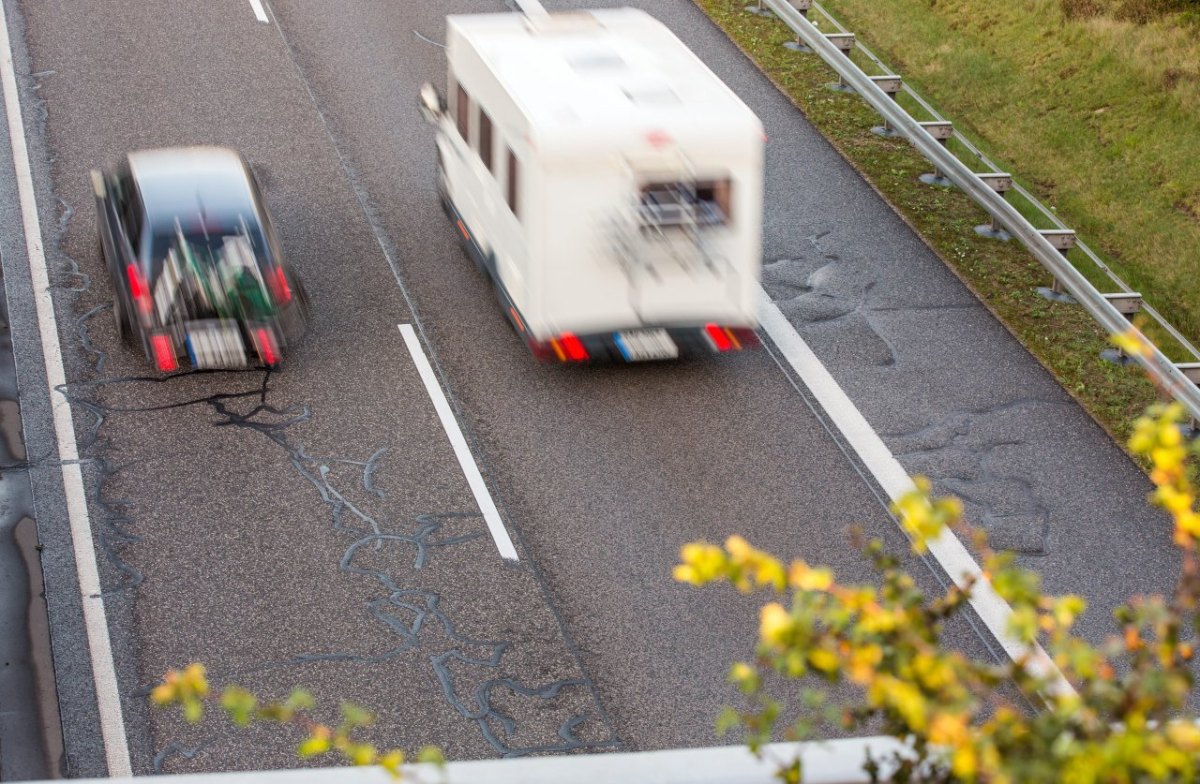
left=757, top=289, right=1074, bottom=698
left=0, top=2, right=133, bottom=776
left=248, top=0, right=269, bottom=23
left=398, top=324, right=519, bottom=561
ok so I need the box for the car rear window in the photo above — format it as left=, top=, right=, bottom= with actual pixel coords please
left=143, top=213, right=268, bottom=270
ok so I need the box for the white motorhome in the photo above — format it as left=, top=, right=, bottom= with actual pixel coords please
left=420, top=7, right=764, bottom=362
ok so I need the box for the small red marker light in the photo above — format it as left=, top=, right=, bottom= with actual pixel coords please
left=705, top=323, right=733, bottom=352
left=645, top=129, right=672, bottom=148
left=150, top=334, right=177, bottom=371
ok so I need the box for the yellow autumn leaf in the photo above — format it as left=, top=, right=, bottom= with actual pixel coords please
left=929, top=712, right=969, bottom=747
left=1167, top=721, right=1200, bottom=751
left=951, top=744, right=978, bottom=780
left=809, top=648, right=839, bottom=674
left=379, top=750, right=405, bottom=777
left=150, top=683, right=175, bottom=706
left=759, top=602, right=792, bottom=647
left=672, top=564, right=699, bottom=584
left=725, top=535, right=751, bottom=561
left=1111, top=329, right=1149, bottom=357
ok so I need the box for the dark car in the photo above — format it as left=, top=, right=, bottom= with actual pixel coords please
left=92, top=146, right=308, bottom=372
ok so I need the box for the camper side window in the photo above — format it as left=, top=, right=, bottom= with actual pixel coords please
left=478, top=109, right=494, bottom=172
left=506, top=147, right=520, bottom=220
left=456, top=84, right=470, bottom=141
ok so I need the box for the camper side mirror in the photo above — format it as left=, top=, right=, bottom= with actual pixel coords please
left=418, top=83, right=445, bottom=124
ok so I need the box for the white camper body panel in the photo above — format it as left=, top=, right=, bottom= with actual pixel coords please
left=440, top=8, right=763, bottom=343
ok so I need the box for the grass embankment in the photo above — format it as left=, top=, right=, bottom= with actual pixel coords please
left=695, top=0, right=1198, bottom=449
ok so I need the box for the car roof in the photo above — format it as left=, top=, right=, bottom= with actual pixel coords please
left=126, top=147, right=259, bottom=226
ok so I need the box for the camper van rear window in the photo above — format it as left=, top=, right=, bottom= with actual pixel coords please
left=638, top=178, right=732, bottom=227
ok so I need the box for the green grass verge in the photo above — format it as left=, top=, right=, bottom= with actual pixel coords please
left=695, top=0, right=1165, bottom=452
left=811, top=0, right=1200, bottom=348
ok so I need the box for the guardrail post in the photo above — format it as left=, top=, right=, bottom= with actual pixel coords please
left=974, top=173, right=1013, bottom=240
left=783, top=0, right=814, bottom=51
left=868, top=76, right=904, bottom=138
left=1097, top=292, right=1145, bottom=365
left=745, top=0, right=774, bottom=16
left=823, top=33, right=857, bottom=92
left=1035, top=229, right=1077, bottom=302
left=917, top=122, right=954, bottom=186
left=1178, top=363, right=1200, bottom=437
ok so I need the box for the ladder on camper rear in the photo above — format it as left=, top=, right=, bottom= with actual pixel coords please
left=610, top=151, right=739, bottom=319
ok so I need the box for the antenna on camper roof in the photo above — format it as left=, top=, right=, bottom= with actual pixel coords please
left=511, top=0, right=549, bottom=18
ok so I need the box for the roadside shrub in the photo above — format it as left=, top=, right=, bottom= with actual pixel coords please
left=676, top=333, right=1200, bottom=782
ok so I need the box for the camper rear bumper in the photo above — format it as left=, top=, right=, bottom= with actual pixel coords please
left=508, top=308, right=760, bottom=364
left=526, top=324, right=760, bottom=364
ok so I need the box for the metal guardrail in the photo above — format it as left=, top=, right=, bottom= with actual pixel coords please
left=754, top=0, right=1200, bottom=427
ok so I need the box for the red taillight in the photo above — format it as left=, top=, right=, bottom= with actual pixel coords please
left=271, top=267, right=292, bottom=304
left=558, top=332, right=589, bottom=362
left=127, top=263, right=152, bottom=315
left=150, top=333, right=177, bottom=371
left=254, top=327, right=279, bottom=366
left=705, top=323, right=734, bottom=352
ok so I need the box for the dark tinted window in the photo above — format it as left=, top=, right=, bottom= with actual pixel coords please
left=144, top=214, right=268, bottom=275
left=506, top=147, right=519, bottom=220
left=456, top=84, right=470, bottom=140
left=116, top=174, right=144, bottom=247
left=478, top=109, right=494, bottom=172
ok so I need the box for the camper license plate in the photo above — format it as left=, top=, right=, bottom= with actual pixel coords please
left=615, top=329, right=679, bottom=361
left=185, top=321, right=248, bottom=369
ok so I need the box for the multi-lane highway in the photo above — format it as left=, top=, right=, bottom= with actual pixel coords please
left=0, top=0, right=1180, bottom=777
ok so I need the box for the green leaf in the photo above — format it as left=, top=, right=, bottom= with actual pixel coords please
left=284, top=688, right=315, bottom=713
left=346, top=743, right=377, bottom=766
left=716, top=706, right=741, bottom=737
left=775, top=757, right=801, bottom=784
left=415, top=746, right=445, bottom=766
left=220, top=686, right=259, bottom=727
left=182, top=698, right=204, bottom=724
left=379, top=750, right=405, bottom=776
left=340, top=702, right=374, bottom=729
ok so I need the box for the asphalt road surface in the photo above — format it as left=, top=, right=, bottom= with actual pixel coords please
left=0, top=0, right=1179, bottom=777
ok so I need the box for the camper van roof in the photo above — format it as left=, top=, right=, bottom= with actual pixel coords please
left=446, top=9, right=761, bottom=150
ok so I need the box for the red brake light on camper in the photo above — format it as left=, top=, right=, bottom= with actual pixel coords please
left=552, top=332, right=589, bottom=362
left=704, top=323, right=734, bottom=352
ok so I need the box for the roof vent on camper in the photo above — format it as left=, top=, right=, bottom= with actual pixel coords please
left=567, top=48, right=627, bottom=72
left=621, top=81, right=681, bottom=107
